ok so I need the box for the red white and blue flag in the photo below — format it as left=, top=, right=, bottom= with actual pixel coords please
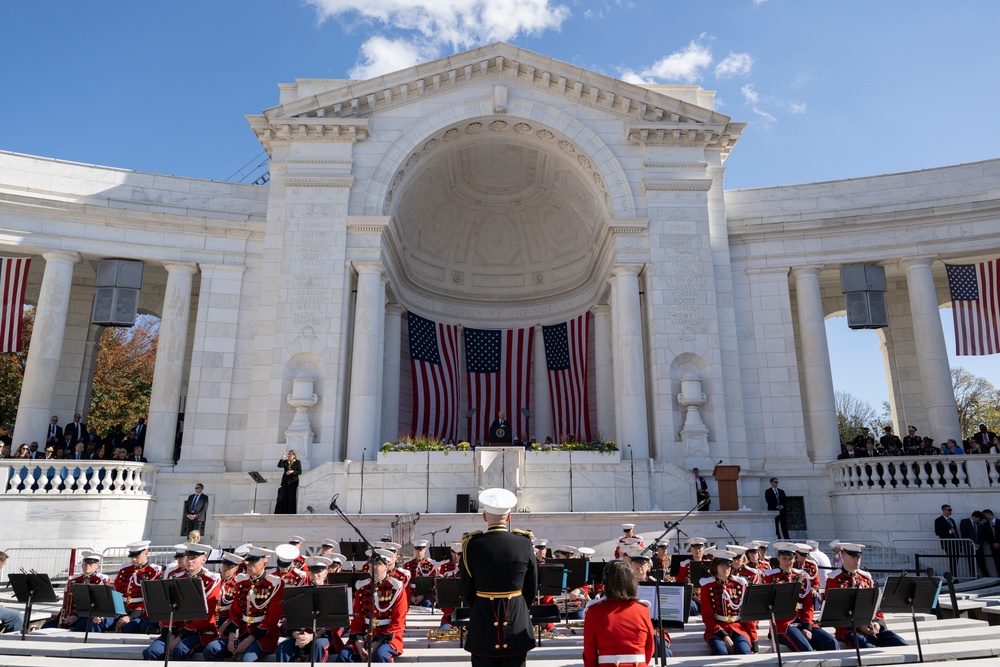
left=946, top=259, right=1000, bottom=356
left=0, top=257, right=31, bottom=353
left=464, top=326, right=533, bottom=445
left=407, top=311, right=460, bottom=441
left=543, top=313, right=592, bottom=442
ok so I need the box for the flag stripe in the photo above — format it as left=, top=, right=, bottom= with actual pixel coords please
left=408, top=312, right=460, bottom=441
left=947, top=259, right=1000, bottom=356
left=544, top=313, right=592, bottom=442
left=0, top=257, right=31, bottom=354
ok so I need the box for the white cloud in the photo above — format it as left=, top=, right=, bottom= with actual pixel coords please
left=619, top=70, right=650, bottom=85
left=584, top=0, right=637, bottom=20
left=349, top=36, right=438, bottom=79
left=714, top=52, right=753, bottom=78
left=789, top=101, right=807, bottom=114
left=632, top=40, right=713, bottom=83
left=753, top=0, right=769, bottom=5
left=740, top=83, right=760, bottom=106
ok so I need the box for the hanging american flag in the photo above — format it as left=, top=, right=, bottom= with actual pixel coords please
left=407, top=312, right=461, bottom=441
left=0, top=257, right=31, bottom=353
left=946, top=259, right=1000, bottom=356
left=543, top=313, right=592, bottom=442
left=464, top=326, right=533, bottom=445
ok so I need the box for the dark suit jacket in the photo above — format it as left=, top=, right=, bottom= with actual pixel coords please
left=64, top=422, right=86, bottom=442
left=45, top=424, right=63, bottom=443
left=935, top=515, right=958, bottom=539
left=765, top=486, right=787, bottom=513
left=838, top=451, right=862, bottom=460
left=960, top=518, right=988, bottom=547
left=134, top=424, right=146, bottom=445
left=182, top=493, right=208, bottom=533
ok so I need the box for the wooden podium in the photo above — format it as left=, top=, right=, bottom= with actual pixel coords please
left=713, top=464, right=741, bottom=511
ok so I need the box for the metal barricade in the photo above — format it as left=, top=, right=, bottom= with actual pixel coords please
left=888, top=538, right=976, bottom=580
left=100, top=544, right=185, bottom=576
left=0, top=547, right=78, bottom=584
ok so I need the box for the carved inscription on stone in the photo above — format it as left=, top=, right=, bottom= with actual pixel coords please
left=290, top=230, right=331, bottom=326
left=663, top=230, right=706, bottom=335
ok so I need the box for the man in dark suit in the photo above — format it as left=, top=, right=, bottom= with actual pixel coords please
left=45, top=416, right=63, bottom=446
left=973, top=424, right=998, bottom=449
left=460, top=487, right=536, bottom=667
left=765, top=477, right=790, bottom=539
left=838, top=442, right=863, bottom=459
left=64, top=414, right=86, bottom=443
left=960, top=510, right=989, bottom=578
left=131, top=445, right=147, bottom=463
left=935, top=504, right=960, bottom=576
left=489, top=411, right=512, bottom=446
left=182, top=483, right=208, bottom=535
left=134, top=418, right=147, bottom=446
left=982, top=509, right=1000, bottom=577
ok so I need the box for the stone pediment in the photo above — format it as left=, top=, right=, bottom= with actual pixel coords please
left=248, top=42, right=744, bottom=159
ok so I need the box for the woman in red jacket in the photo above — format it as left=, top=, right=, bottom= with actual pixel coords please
left=582, top=560, right=655, bottom=667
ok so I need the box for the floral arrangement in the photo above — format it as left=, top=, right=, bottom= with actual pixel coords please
left=380, top=437, right=617, bottom=453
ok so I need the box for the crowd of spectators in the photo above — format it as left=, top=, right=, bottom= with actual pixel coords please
left=839, top=422, right=1000, bottom=459
left=0, top=415, right=148, bottom=462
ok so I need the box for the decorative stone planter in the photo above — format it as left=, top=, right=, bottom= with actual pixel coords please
left=377, top=451, right=474, bottom=466
left=525, top=450, right=621, bottom=465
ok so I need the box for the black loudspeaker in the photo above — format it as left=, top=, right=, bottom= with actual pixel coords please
left=456, top=494, right=471, bottom=513
left=840, top=265, right=888, bottom=329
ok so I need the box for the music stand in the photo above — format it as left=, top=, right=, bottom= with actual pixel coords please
left=818, top=587, right=879, bottom=667
left=689, top=561, right=710, bottom=584
left=738, top=582, right=801, bottom=667
left=563, top=559, right=589, bottom=590
left=7, top=572, right=58, bottom=641
left=246, top=471, right=267, bottom=514
left=328, top=572, right=365, bottom=589
left=434, top=578, right=470, bottom=647
left=429, top=546, right=451, bottom=562
left=879, top=576, right=941, bottom=663
left=141, top=578, right=209, bottom=667
left=638, top=582, right=690, bottom=627
left=668, top=554, right=687, bottom=577
left=284, top=585, right=353, bottom=667
left=71, top=583, right=125, bottom=643
left=588, top=561, right=606, bottom=590
left=411, top=576, right=436, bottom=606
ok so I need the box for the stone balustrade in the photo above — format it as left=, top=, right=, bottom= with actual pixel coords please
left=828, top=454, right=1000, bottom=492
left=1, top=461, right=157, bottom=496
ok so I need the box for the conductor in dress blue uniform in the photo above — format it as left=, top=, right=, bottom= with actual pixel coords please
left=459, top=488, right=536, bottom=667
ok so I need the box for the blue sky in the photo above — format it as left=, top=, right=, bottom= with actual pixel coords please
left=2, top=0, right=999, bottom=414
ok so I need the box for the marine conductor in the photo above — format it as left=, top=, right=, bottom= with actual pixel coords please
left=459, top=487, right=537, bottom=667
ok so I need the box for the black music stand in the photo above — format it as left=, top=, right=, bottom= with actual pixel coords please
left=71, top=583, right=125, bottom=643
left=141, top=578, right=209, bottom=667
left=669, top=554, right=687, bottom=577
left=879, top=575, right=940, bottom=663
left=284, top=585, right=353, bottom=667
left=738, top=582, right=801, bottom=667
left=689, top=561, right=710, bottom=585
left=434, top=578, right=470, bottom=647
left=411, top=576, right=436, bottom=606
left=588, top=561, right=606, bottom=590
left=563, top=558, right=589, bottom=590
left=328, top=572, right=365, bottom=589
left=429, top=546, right=451, bottom=562
left=818, top=587, right=879, bottom=667
left=7, top=572, right=58, bottom=641
left=247, top=471, right=267, bottom=514
left=339, top=541, right=367, bottom=568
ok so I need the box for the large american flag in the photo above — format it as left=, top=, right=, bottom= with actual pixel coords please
left=464, top=326, right=533, bottom=445
left=407, top=312, right=460, bottom=441
left=946, top=260, right=1000, bottom=356
left=0, top=257, right=31, bottom=353
left=543, top=313, right=592, bottom=442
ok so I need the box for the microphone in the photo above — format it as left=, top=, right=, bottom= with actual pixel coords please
left=716, top=520, right=725, bottom=529
left=445, top=526, right=451, bottom=534
left=306, top=505, right=315, bottom=514
left=329, top=494, right=339, bottom=511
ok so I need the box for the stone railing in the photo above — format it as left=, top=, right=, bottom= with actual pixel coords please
left=828, top=454, right=1000, bottom=492
left=1, top=461, right=157, bottom=496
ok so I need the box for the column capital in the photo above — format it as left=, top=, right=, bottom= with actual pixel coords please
left=353, top=261, right=384, bottom=277
left=899, top=256, right=936, bottom=271
left=591, top=304, right=611, bottom=316
left=385, top=303, right=405, bottom=316
left=611, top=264, right=642, bottom=279
left=163, top=261, right=198, bottom=276
left=41, top=250, right=80, bottom=266
left=790, top=265, right=824, bottom=279
left=197, top=262, right=245, bottom=277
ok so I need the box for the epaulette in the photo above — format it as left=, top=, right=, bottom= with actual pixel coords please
left=461, top=530, right=482, bottom=549
left=731, top=575, right=747, bottom=586
left=202, top=570, right=222, bottom=582
left=585, top=597, right=607, bottom=609
left=763, top=567, right=781, bottom=576
left=511, top=527, right=534, bottom=540
left=699, top=576, right=715, bottom=587
left=388, top=577, right=403, bottom=590
left=856, top=568, right=873, bottom=579
left=638, top=598, right=651, bottom=607
left=356, top=578, right=372, bottom=589
left=234, top=573, right=249, bottom=583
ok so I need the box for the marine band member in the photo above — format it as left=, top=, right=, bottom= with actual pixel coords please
left=762, top=542, right=836, bottom=652
left=614, top=523, right=644, bottom=559
left=337, top=548, right=408, bottom=663
left=699, top=549, right=752, bottom=655
left=675, top=537, right=711, bottom=615
left=825, top=543, right=908, bottom=649
left=276, top=555, right=343, bottom=663
left=403, top=539, right=437, bottom=607
left=44, top=549, right=114, bottom=632
left=113, top=540, right=162, bottom=633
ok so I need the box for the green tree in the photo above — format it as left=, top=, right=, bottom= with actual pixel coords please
left=835, top=390, right=879, bottom=445
left=952, top=366, right=1000, bottom=439
left=86, top=317, right=159, bottom=435
left=0, top=306, right=33, bottom=429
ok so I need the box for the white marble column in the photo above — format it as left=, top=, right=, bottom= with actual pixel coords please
left=791, top=266, right=840, bottom=461
left=592, top=305, right=615, bottom=441
left=532, top=326, right=553, bottom=443
left=346, top=262, right=386, bottom=460
left=146, top=263, right=197, bottom=464
left=610, top=266, right=650, bottom=458
left=13, top=251, right=79, bottom=448
left=380, top=304, right=404, bottom=444
left=902, top=257, right=961, bottom=442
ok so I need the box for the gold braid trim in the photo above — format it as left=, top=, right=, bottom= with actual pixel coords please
left=460, top=531, right=482, bottom=578
left=511, top=527, right=534, bottom=540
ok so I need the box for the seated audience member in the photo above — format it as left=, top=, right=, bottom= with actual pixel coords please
left=966, top=439, right=982, bottom=454
left=13, top=443, right=29, bottom=458
left=919, top=438, right=941, bottom=456
left=903, top=425, right=922, bottom=455
left=942, top=439, right=965, bottom=455
left=0, top=551, right=25, bottom=633
left=880, top=425, right=903, bottom=453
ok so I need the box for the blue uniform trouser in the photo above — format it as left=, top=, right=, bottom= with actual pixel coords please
left=143, top=635, right=204, bottom=660
left=120, top=616, right=154, bottom=633
left=336, top=641, right=396, bottom=662
left=277, top=636, right=330, bottom=662
left=707, top=634, right=752, bottom=655
left=779, top=625, right=838, bottom=651
left=0, top=607, right=24, bottom=633
left=843, top=628, right=908, bottom=648
left=202, top=638, right=268, bottom=662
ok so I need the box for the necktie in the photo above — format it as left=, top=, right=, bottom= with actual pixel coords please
left=192, top=494, right=200, bottom=511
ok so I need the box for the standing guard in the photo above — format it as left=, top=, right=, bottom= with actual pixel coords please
left=459, top=487, right=537, bottom=667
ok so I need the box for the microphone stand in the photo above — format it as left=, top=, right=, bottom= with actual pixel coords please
left=627, top=444, right=635, bottom=511
left=425, top=450, right=431, bottom=513
left=359, top=448, right=366, bottom=514
left=641, top=499, right=709, bottom=560
left=423, top=526, right=451, bottom=548
left=716, top=519, right=738, bottom=544
left=329, top=495, right=378, bottom=667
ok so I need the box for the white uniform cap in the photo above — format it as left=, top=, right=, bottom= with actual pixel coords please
left=235, top=543, right=254, bottom=557
left=384, top=542, right=402, bottom=553
left=742, top=542, right=759, bottom=551
left=126, top=540, right=152, bottom=553
left=371, top=548, right=394, bottom=564
left=289, top=535, right=306, bottom=545
left=773, top=541, right=798, bottom=554
left=621, top=537, right=642, bottom=546
left=805, top=540, right=819, bottom=550
left=623, top=545, right=651, bottom=561
left=275, top=544, right=300, bottom=562
left=185, top=543, right=212, bottom=556
left=479, top=487, right=517, bottom=514
left=622, top=523, right=635, bottom=530
left=321, top=538, right=339, bottom=549
left=304, top=556, right=333, bottom=570
left=577, top=547, right=595, bottom=557
left=412, top=540, right=429, bottom=548
left=753, top=540, right=770, bottom=549
left=553, top=545, right=577, bottom=556
left=380, top=534, right=393, bottom=542
left=80, top=549, right=103, bottom=562
left=450, top=542, right=463, bottom=554
left=686, top=537, right=708, bottom=547
left=244, top=547, right=275, bottom=562
left=221, top=552, right=245, bottom=567
left=707, top=549, right=737, bottom=562
left=794, top=543, right=814, bottom=554
left=829, top=539, right=842, bottom=550
left=173, top=543, right=188, bottom=556
left=725, top=545, right=748, bottom=556
left=328, top=553, right=347, bottom=565
left=839, top=542, right=865, bottom=554
left=656, top=540, right=669, bottom=548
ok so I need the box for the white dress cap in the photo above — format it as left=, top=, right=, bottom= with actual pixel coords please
left=304, top=556, right=333, bottom=570
left=80, top=549, right=103, bottom=562
left=622, top=523, right=635, bottom=530
left=412, top=540, right=429, bottom=548
left=724, top=544, right=748, bottom=555
left=289, top=535, right=306, bottom=544
left=686, top=537, right=708, bottom=547
left=126, top=540, right=152, bottom=553
left=321, top=538, right=338, bottom=548
left=275, top=544, right=300, bottom=562
left=479, top=487, right=517, bottom=514
left=450, top=542, right=463, bottom=554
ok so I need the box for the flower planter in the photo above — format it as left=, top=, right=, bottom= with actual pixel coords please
left=525, top=450, right=620, bottom=465
left=378, top=451, right=473, bottom=465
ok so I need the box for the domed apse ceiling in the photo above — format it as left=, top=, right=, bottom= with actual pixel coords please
left=389, top=128, right=607, bottom=306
